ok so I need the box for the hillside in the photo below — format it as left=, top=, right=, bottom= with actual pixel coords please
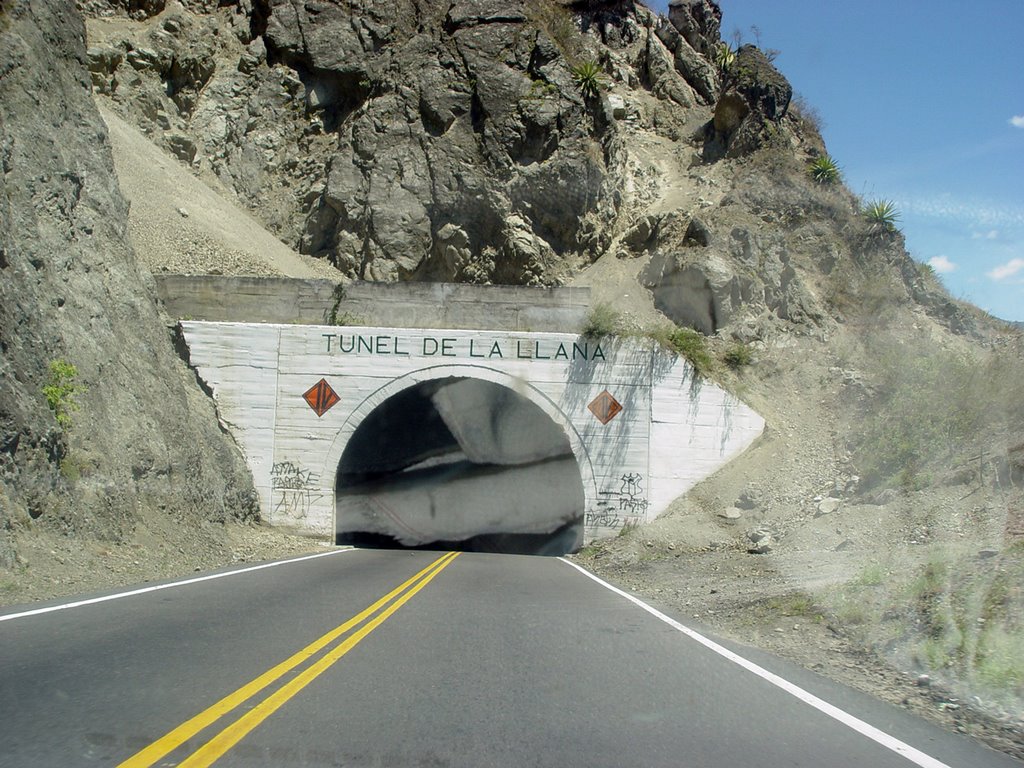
left=0, top=0, right=322, bottom=601
left=1, top=0, right=1022, bottom=754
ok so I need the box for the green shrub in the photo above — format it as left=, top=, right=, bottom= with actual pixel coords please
left=527, top=78, right=558, bottom=100
left=863, top=199, right=900, bottom=233
left=976, top=627, right=1024, bottom=690
left=767, top=593, right=817, bottom=617
left=42, top=359, right=83, bottom=430
left=571, top=59, right=604, bottom=100
left=651, top=326, right=714, bottom=377
left=723, top=343, right=753, bottom=369
left=713, top=42, right=736, bottom=73
left=581, top=302, right=622, bottom=338
left=916, top=261, right=938, bottom=281
left=809, top=155, right=841, bottom=184
left=856, top=562, right=886, bottom=587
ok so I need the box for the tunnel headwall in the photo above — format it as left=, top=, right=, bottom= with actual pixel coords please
left=181, top=322, right=764, bottom=545
left=156, top=276, right=590, bottom=331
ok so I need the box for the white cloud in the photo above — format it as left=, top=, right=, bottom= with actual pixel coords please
left=928, top=255, right=957, bottom=274
left=971, top=229, right=999, bottom=240
left=1011, top=115, right=1024, bottom=128
left=900, top=196, right=1024, bottom=228
left=987, top=258, right=1024, bottom=281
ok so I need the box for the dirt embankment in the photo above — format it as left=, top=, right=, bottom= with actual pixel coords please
left=569, top=328, right=1024, bottom=760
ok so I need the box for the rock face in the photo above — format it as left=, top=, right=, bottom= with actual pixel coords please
left=78, top=0, right=969, bottom=345
left=711, top=45, right=792, bottom=158
left=264, top=0, right=619, bottom=283
left=0, top=0, right=257, bottom=566
left=83, top=0, right=742, bottom=286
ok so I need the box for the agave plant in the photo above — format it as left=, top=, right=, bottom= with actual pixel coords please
left=714, top=42, right=736, bottom=73
left=863, top=199, right=901, bottom=233
left=809, top=154, right=841, bottom=184
left=571, top=59, right=604, bottom=100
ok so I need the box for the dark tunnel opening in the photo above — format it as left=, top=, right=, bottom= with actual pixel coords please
left=335, top=377, right=585, bottom=555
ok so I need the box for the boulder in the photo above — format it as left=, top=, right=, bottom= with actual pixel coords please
left=641, top=251, right=754, bottom=335
left=816, top=498, right=841, bottom=517
left=747, top=528, right=774, bottom=554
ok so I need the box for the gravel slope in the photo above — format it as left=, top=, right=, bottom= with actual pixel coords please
left=99, top=102, right=340, bottom=281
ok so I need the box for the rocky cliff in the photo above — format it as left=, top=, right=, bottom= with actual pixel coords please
left=0, top=0, right=258, bottom=570
left=81, top=0, right=973, bottom=342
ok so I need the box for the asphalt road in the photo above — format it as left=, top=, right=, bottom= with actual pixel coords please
left=0, top=548, right=1020, bottom=767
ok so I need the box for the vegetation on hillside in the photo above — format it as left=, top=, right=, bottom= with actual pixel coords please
left=571, top=59, right=605, bottom=100
left=809, top=154, right=841, bottom=184
left=42, top=360, right=83, bottom=430
left=582, top=305, right=747, bottom=380
left=855, top=340, right=1024, bottom=492
left=863, top=198, right=901, bottom=233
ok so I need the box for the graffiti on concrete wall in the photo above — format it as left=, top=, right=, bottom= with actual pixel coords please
left=618, top=472, right=649, bottom=517
left=271, top=461, right=324, bottom=521
left=589, top=471, right=649, bottom=529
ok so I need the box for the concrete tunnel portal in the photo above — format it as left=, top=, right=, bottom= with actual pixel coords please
left=335, top=376, right=587, bottom=555
left=178, top=320, right=766, bottom=547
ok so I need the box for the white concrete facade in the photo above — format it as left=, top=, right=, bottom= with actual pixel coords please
left=181, top=322, right=765, bottom=543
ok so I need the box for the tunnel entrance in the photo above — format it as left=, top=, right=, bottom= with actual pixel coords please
left=335, top=377, right=585, bottom=555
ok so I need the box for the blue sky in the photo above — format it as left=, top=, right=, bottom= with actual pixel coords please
left=648, top=1, right=1024, bottom=321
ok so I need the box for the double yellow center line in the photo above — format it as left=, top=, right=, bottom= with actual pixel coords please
left=118, top=550, right=460, bottom=768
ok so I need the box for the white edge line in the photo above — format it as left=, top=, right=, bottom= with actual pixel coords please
left=0, top=549, right=352, bottom=623
left=559, top=557, right=954, bottom=768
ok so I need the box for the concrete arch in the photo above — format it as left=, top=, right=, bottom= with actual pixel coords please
left=319, top=364, right=599, bottom=538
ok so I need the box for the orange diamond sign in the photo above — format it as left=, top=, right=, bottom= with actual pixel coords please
left=588, top=390, right=622, bottom=425
left=303, top=378, right=340, bottom=417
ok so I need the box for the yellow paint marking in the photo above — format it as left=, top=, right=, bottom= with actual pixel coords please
left=179, top=551, right=461, bottom=767
left=117, top=551, right=459, bottom=768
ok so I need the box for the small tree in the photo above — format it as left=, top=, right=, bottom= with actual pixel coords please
left=42, top=359, right=83, bottom=430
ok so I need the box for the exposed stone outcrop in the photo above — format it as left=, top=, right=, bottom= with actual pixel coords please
left=280, top=0, right=616, bottom=283
left=83, top=0, right=730, bottom=286
left=711, top=44, right=792, bottom=158
left=667, top=0, right=722, bottom=57
left=0, top=0, right=257, bottom=565
left=654, top=13, right=719, bottom=104
left=75, top=0, right=970, bottom=346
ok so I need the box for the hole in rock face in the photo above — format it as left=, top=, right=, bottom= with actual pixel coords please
left=336, top=377, right=585, bottom=555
